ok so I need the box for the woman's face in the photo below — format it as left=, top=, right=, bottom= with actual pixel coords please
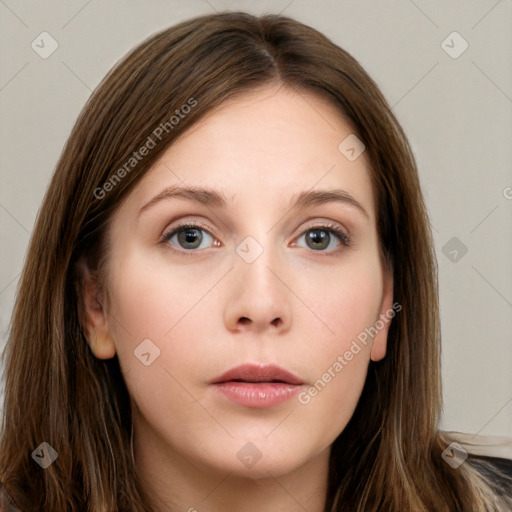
left=85, top=84, right=393, bottom=480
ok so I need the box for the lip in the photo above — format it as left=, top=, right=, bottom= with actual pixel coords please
left=210, top=363, right=304, bottom=409
left=211, top=363, right=304, bottom=385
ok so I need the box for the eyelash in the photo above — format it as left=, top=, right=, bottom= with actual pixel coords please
left=160, top=220, right=351, bottom=257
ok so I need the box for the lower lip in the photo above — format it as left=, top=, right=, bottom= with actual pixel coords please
left=212, top=382, right=303, bottom=408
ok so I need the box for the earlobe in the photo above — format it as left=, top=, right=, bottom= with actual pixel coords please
left=88, top=331, right=117, bottom=359
left=370, top=263, right=394, bottom=362
left=78, top=258, right=116, bottom=360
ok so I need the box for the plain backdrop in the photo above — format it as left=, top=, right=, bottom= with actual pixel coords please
left=0, top=0, right=511, bottom=439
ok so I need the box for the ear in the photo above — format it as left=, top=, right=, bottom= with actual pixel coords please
left=370, top=261, right=394, bottom=362
left=78, top=258, right=116, bottom=360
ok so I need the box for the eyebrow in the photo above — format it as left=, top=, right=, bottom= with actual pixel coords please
left=138, top=184, right=369, bottom=219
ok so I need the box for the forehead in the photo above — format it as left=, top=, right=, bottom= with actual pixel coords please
left=126, top=84, right=375, bottom=221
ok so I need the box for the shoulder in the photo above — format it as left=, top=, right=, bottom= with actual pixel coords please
left=0, top=483, right=23, bottom=512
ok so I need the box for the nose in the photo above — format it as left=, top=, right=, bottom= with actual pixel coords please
left=223, top=239, right=292, bottom=336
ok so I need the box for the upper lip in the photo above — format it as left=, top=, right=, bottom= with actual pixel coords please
left=210, top=363, right=304, bottom=385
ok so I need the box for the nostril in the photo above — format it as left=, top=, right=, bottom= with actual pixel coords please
left=239, top=317, right=250, bottom=325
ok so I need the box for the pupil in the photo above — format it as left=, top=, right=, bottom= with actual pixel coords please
left=179, top=228, right=202, bottom=248
left=307, top=229, right=328, bottom=250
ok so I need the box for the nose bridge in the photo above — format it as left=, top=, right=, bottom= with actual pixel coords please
left=223, top=227, right=294, bottom=332
left=234, top=232, right=281, bottom=292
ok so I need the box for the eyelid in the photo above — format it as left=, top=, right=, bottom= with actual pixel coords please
left=298, top=221, right=351, bottom=247
left=160, top=219, right=217, bottom=245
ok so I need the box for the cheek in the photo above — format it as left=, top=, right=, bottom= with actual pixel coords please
left=105, top=255, right=211, bottom=439
left=105, top=248, right=188, bottom=370
left=107, top=240, right=214, bottom=338
left=296, top=351, right=369, bottom=448
left=294, top=255, right=382, bottom=426
left=105, top=246, right=224, bottom=402
left=304, top=252, right=383, bottom=353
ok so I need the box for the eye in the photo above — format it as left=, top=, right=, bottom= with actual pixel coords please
left=161, top=221, right=217, bottom=253
left=161, top=221, right=351, bottom=256
left=294, top=224, right=351, bottom=253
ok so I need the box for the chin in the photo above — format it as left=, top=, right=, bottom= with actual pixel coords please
left=204, top=444, right=315, bottom=480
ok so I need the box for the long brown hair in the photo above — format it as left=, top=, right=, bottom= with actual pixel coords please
left=1, top=11, right=509, bottom=512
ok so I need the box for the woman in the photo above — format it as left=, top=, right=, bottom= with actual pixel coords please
left=0, top=11, right=510, bottom=512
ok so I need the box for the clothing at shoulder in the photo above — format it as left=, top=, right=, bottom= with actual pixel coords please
left=0, top=483, right=23, bottom=512
left=468, top=454, right=512, bottom=497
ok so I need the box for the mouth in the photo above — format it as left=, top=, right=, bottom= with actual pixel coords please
left=210, top=363, right=304, bottom=385
left=210, top=363, right=304, bottom=409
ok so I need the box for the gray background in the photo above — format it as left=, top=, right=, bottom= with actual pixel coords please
left=1, top=0, right=511, bottom=438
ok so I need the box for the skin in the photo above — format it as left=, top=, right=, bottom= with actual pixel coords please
left=82, top=84, right=394, bottom=512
